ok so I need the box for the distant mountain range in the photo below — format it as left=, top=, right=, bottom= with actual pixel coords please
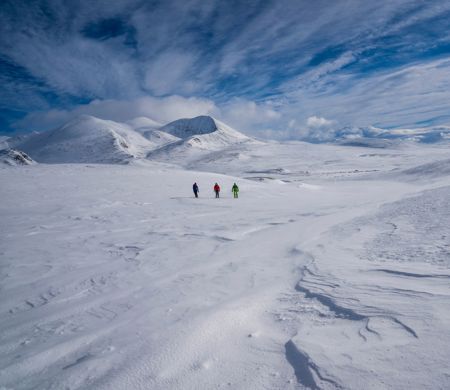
left=306, top=124, right=450, bottom=146
left=1, top=115, right=449, bottom=165
left=2, top=115, right=255, bottom=164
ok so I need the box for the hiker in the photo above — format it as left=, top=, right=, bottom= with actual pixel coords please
left=232, top=183, right=239, bottom=198
left=193, top=182, right=199, bottom=198
left=213, top=182, right=220, bottom=198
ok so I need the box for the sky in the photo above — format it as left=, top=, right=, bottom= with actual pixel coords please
left=1, top=0, right=450, bottom=140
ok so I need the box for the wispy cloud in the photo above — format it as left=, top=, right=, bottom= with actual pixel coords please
left=1, top=0, right=450, bottom=137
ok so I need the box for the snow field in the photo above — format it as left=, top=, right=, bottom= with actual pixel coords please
left=1, top=144, right=449, bottom=389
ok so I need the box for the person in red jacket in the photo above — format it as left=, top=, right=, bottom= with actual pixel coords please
left=213, top=182, right=220, bottom=198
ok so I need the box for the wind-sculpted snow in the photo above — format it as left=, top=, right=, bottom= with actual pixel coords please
left=0, top=143, right=449, bottom=389
left=366, top=186, right=450, bottom=267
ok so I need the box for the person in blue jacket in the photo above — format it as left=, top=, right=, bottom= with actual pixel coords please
left=193, top=182, right=199, bottom=198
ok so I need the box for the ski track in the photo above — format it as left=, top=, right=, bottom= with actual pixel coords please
left=1, top=155, right=450, bottom=389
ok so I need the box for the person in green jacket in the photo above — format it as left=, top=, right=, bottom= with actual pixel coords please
left=232, top=183, right=239, bottom=198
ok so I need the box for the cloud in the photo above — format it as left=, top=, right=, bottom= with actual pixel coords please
left=144, top=51, right=198, bottom=95
left=306, top=116, right=335, bottom=128
left=2, top=1, right=450, bottom=136
left=15, top=95, right=219, bottom=131
left=282, top=58, right=450, bottom=129
left=218, top=98, right=281, bottom=135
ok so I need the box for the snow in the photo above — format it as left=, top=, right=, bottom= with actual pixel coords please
left=8, top=115, right=254, bottom=165
left=148, top=116, right=258, bottom=165
left=1, top=118, right=450, bottom=389
left=12, top=116, right=154, bottom=164
left=0, top=149, right=35, bottom=166
left=161, top=116, right=220, bottom=138
left=139, top=129, right=181, bottom=147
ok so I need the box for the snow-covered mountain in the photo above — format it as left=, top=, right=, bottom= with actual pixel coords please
left=307, top=124, right=450, bottom=146
left=388, top=125, right=450, bottom=143
left=8, top=115, right=255, bottom=165
left=12, top=116, right=155, bottom=164
left=148, top=116, right=257, bottom=164
left=0, top=148, right=35, bottom=166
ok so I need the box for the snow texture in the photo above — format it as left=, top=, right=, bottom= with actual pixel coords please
left=1, top=115, right=450, bottom=389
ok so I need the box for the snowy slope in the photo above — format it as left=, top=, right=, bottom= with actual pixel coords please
left=148, top=116, right=257, bottom=165
left=12, top=116, right=155, bottom=164
left=139, top=129, right=180, bottom=147
left=0, top=149, right=35, bottom=166
left=399, top=157, right=450, bottom=179
left=126, top=117, right=179, bottom=147
left=161, top=115, right=250, bottom=142
left=1, top=143, right=450, bottom=389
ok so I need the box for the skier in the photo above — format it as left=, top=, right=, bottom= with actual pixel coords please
left=193, top=182, right=199, bottom=198
left=213, top=182, right=220, bottom=198
left=232, top=183, right=239, bottom=198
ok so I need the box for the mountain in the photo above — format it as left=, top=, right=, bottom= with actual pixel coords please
left=123, top=117, right=179, bottom=148
left=387, top=125, right=450, bottom=143
left=310, top=125, right=450, bottom=146
left=6, top=115, right=255, bottom=165
left=147, top=116, right=256, bottom=164
left=13, top=115, right=154, bottom=164
left=0, top=148, right=35, bottom=166
left=161, top=116, right=218, bottom=138
left=139, top=129, right=180, bottom=147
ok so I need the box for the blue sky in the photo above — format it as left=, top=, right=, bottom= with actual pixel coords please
left=1, top=0, right=450, bottom=139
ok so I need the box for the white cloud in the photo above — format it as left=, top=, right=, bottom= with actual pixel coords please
left=144, top=51, right=198, bottom=95
left=15, top=95, right=219, bottom=131
left=218, top=98, right=281, bottom=134
left=306, top=116, right=335, bottom=128
left=4, top=1, right=450, bottom=137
